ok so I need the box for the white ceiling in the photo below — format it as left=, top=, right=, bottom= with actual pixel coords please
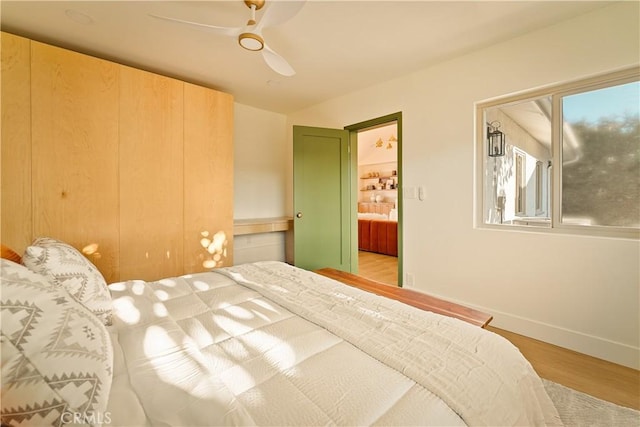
left=1, top=1, right=612, bottom=114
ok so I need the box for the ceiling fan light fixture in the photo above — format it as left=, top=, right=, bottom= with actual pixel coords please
left=239, top=32, right=264, bottom=51
left=244, top=0, right=265, bottom=11
left=151, top=0, right=302, bottom=75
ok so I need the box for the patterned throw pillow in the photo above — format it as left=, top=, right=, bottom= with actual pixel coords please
left=22, top=237, right=112, bottom=326
left=1, top=259, right=113, bottom=426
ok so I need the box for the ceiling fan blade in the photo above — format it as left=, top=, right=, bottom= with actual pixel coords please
left=149, top=13, right=242, bottom=37
left=262, top=44, right=295, bottom=76
left=256, top=0, right=306, bottom=31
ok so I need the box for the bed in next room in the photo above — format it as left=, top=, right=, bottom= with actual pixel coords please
left=1, top=238, right=561, bottom=426
left=358, top=202, right=398, bottom=257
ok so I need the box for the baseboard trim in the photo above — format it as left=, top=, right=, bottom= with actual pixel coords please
left=408, top=289, right=640, bottom=370
left=483, top=306, right=639, bottom=370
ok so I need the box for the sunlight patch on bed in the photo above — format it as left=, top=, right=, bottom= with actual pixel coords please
left=158, top=278, right=178, bottom=288
left=250, top=308, right=272, bottom=322
left=153, top=302, right=168, bottom=318
left=218, top=335, right=296, bottom=395
left=109, top=282, right=126, bottom=291
left=215, top=313, right=253, bottom=337
left=113, top=296, right=141, bottom=325
left=192, top=279, right=212, bottom=291
left=154, top=289, right=170, bottom=301
left=220, top=337, right=252, bottom=360
left=250, top=332, right=296, bottom=371
left=251, top=298, right=280, bottom=314
left=219, top=364, right=261, bottom=395
left=241, top=329, right=285, bottom=353
left=144, top=326, right=235, bottom=400
left=181, top=317, right=217, bottom=348
left=132, top=281, right=146, bottom=296
left=225, top=305, right=255, bottom=320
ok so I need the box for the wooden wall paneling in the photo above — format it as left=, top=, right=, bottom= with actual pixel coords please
left=183, top=83, right=234, bottom=273
left=30, top=41, right=120, bottom=281
left=119, top=66, right=184, bottom=281
left=2, top=34, right=234, bottom=280
left=1, top=33, right=32, bottom=253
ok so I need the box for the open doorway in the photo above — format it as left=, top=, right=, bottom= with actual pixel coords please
left=354, top=121, right=400, bottom=286
left=292, top=114, right=401, bottom=278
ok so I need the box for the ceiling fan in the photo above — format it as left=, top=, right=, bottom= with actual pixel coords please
left=150, top=0, right=305, bottom=76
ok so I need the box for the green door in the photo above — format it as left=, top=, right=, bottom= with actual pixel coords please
left=293, top=126, right=351, bottom=271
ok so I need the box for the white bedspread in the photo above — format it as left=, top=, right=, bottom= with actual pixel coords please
left=107, top=261, right=561, bottom=426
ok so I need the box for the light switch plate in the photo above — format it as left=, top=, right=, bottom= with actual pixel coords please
left=403, top=186, right=417, bottom=199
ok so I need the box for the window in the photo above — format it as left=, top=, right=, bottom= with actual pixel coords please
left=477, top=68, right=639, bottom=238
left=560, top=81, right=639, bottom=228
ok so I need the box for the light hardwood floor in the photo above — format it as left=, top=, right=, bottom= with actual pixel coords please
left=358, top=251, right=640, bottom=411
left=358, top=251, right=398, bottom=285
left=489, top=327, right=640, bottom=410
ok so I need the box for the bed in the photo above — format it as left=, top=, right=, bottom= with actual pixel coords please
left=358, top=217, right=398, bottom=256
left=1, top=238, right=562, bottom=426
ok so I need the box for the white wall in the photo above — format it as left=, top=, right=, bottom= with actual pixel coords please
left=284, top=3, right=640, bottom=368
left=233, top=103, right=289, bottom=263
left=234, top=103, right=288, bottom=219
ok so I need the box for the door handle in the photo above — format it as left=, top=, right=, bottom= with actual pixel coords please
left=296, top=212, right=303, bottom=218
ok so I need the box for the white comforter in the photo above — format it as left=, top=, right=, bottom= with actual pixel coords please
left=107, top=261, right=561, bottom=426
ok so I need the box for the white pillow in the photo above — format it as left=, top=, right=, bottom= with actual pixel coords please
left=1, top=259, right=113, bottom=426
left=21, top=237, right=112, bottom=326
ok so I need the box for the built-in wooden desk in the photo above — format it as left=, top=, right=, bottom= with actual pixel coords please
left=315, top=268, right=493, bottom=328
left=234, top=217, right=294, bottom=264
left=233, top=217, right=293, bottom=235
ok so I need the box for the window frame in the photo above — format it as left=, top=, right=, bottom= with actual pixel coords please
left=535, top=160, right=543, bottom=214
left=514, top=150, right=526, bottom=216
left=475, top=67, right=640, bottom=239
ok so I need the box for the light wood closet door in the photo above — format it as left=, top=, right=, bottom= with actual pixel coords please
left=1, top=33, right=32, bottom=253
left=119, top=66, right=184, bottom=281
left=183, top=83, right=234, bottom=272
left=30, top=41, right=120, bottom=281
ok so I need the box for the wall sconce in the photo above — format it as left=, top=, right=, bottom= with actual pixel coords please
left=487, top=121, right=505, bottom=157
